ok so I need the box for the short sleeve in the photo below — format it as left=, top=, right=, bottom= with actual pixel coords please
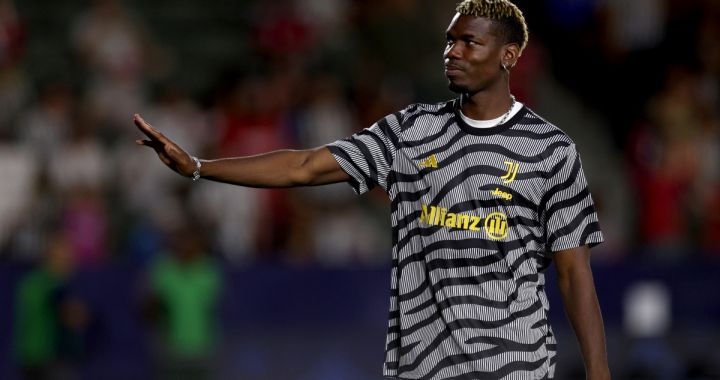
left=326, top=112, right=402, bottom=195
left=542, top=144, right=604, bottom=252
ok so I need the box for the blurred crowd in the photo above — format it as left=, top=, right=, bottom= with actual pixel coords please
left=0, top=0, right=419, bottom=268
left=1, top=0, right=716, bottom=267
left=1, top=0, right=719, bottom=378
left=532, top=0, right=720, bottom=259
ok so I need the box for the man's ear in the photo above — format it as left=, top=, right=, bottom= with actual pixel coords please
left=501, top=43, right=521, bottom=69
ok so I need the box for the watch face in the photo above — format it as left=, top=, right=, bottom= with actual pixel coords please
left=191, top=156, right=201, bottom=180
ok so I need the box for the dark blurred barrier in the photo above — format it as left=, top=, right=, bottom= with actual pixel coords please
left=1, top=258, right=719, bottom=379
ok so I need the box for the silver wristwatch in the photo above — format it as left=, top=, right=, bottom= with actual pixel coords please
left=191, top=156, right=202, bottom=181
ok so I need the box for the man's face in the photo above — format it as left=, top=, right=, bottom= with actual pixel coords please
left=444, top=13, right=506, bottom=94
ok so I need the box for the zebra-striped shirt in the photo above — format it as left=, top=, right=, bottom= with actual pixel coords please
left=327, top=99, right=603, bottom=380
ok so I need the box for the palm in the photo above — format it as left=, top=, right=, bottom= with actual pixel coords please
left=134, top=114, right=194, bottom=177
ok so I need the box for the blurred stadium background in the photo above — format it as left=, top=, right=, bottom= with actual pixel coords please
left=0, top=0, right=719, bottom=379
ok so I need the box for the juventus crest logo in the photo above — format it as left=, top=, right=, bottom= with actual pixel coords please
left=501, top=161, right=519, bottom=183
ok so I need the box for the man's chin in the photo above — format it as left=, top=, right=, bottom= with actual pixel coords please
left=448, top=82, right=467, bottom=94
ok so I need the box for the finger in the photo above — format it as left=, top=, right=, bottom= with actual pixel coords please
left=133, top=114, right=164, bottom=141
left=136, top=139, right=163, bottom=151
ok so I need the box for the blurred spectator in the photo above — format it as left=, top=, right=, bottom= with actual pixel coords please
left=289, top=74, right=389, bottom=263
left=13, top=233, right=91, bottom=380
left=0, top=0, right=29, bottom=138
left=189, top=181, right=263, bottom=264
left=293, top=0, right=351, bottom=50
left=0, top=145, right=37, bottom=254
left=123, top=214, right=167, bottom=266
left=0, top=0, right=23, bottom=67
left=143, top=224, right=221, bottom=380
left=627, top=66, right=707, bottom=257
left=600, top=0, right=666, bottom=56
left=693, top=111, right=720, bottom=254
left=47, top=119, right=109, bottom=195
left=58, top=189, right=109, bottom=268
left=70, top=0, right=170, bottom=135
left=213, top=72, right=294, bottom=158
left=696, top=6, right=719, bottom=109
left=43, top=115, right=110, bottom=267
left=693, top=7, right=720, bottom=254
left=16, top=82, right=75, bottom=165
left=294, top=74, right=356, bottom=150
left=71, top=0, right=144, bottom=79
left=199, top=70, right=298, bottom=259
left=251, top=1, right=312, bottom=60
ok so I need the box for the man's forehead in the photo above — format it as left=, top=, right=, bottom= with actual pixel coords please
left=446, top=13, right=496, bottom=35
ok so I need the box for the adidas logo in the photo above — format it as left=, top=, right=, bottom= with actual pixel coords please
left=419, top=154, right=438, bottom=169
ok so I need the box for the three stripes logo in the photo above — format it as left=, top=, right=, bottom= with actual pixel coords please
left=419, top=154, right=438, bottom=169
left=500, top=161, right=519, bottom=183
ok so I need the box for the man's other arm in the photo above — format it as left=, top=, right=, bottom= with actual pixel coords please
left=133, top=114, right=349, bottom=188
left=554, top=245, right=611, bottom=380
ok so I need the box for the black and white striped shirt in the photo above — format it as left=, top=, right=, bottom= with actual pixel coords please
left=327, top=99, right=603, bottom=380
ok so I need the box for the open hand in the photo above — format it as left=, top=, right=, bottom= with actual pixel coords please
left=134, top=114, right=196, bottom=177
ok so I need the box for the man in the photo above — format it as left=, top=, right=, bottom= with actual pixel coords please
left=135, top=0, right=611, bottom=378
left=144, top=225, right=220, bottom=380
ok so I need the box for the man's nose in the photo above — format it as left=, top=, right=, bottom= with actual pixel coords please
left=444, top=42, right=462, bottom=60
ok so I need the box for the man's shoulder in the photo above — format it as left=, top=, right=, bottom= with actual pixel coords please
left=400, top=99, right=456, bottom=121
left=514, top=106, right=575, bottom=145
left=383, top=100, right=456, bottom=140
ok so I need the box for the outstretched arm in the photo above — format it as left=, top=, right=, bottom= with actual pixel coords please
left=554, top=245, right=611, bottom=380
left=134, top=114, right=349, bottom=187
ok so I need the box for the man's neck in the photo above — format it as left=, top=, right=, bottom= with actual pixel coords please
left=460, top=88, right=513, bottom=121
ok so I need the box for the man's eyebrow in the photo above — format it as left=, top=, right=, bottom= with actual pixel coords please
left=446, top=31, right=480, bottom=38
left=454, top=32, right=483, bottom=42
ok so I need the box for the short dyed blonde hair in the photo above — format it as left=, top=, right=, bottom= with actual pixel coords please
left=456, top=0, right=529, bottom=52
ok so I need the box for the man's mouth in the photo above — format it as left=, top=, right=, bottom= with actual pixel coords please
left=444, top=62, right=464, bottom=76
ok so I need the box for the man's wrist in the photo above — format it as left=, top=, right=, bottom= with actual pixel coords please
left=190, top=156, right=202, bottom=181
left=587, top=364, right=611, bottom=380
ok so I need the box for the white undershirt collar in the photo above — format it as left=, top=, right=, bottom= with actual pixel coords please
left=459, top=101, right=524, bottom=128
